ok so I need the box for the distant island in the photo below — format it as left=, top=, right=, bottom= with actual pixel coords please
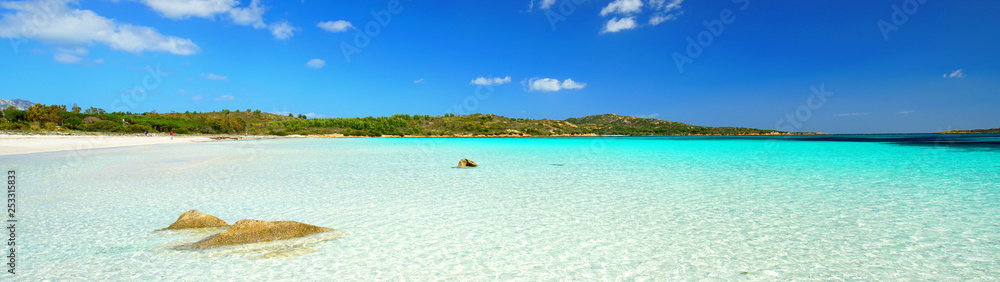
left=1, top=100, right=818, bottom=137
left=938, top=128, right=1000, bottom=134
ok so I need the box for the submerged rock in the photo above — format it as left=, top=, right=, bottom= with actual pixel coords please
left=458, top=158, right=478, bottom=168
left=164, top=209, right=229, bottom=229
left=184, top=219, right=335, bottom=249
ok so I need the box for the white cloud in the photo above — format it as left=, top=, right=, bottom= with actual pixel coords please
left=214, top=94, right=234, bottom=101
left=413, top=78, right=425, bottom=84
left=177, top=89, right=188, bottom=95
left=142, top=0, right=237, bottom=20
left=53, top=53, right=81, bottom=64
left=304, top=112, right=330, bottom=118
left=56, top=47, right=87, bottom=55
left=142, top=0, right=293, bottom=40
left=539, top=0, right=556, bottom=9
left=525, top=78, right=587, bottom=92
left=649, top=0, right=683, bottom=12
left=897, top=110, right=916, bottom=114
left=561, top=78, right=586, bottom=89
left=269, top=20, right=295, bottom=40
left=0, top=0, right=199, bottom=55
left=945, top=69, right=965, bottom=78
left=201, top=73, right=229, bottom=82
left=648, top=13, right=678, bottom=25
left=305, top=58, right=325, bottom=69
left=599, top=0, right=643, bottom=16
left=317, top=20, right=353, bottom=33
left=192, top=95, right=203, bottom=102
left=471, top=76, right=512, bottom=85
left=601, top=17, right=637, bottom=33
left=529, top=78, right=562, bottom=92
left=833, top=113, right=868, bottom=117
left=228, top=0, right=266, bottom=29
left=638, top=113, right=660, bottom=119
left=93, top=58, right=104, bottom=64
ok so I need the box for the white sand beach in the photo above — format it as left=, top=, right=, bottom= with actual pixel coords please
left=0, top=134, right=214, bottom=156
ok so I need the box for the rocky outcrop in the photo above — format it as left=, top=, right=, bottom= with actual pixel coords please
left=184, top=219, right=335, bottom=249
left=458, top=158, right=478, bottom=168
left=164, top=210, right=229, bottom=229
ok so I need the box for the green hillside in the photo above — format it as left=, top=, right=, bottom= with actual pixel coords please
left=938, top=127, right=1000, bottom=134
left=1, top=103, right=799, bottom=136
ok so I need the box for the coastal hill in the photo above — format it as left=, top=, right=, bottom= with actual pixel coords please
left=938, top=127, right=1000, bottom=133
left=566, top=113, right=780, bottom=135
left=0, top=98, right=34, bottom=111
left=1, top=102, right=804, bottom=136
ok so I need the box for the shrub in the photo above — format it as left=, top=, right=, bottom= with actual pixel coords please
left=125, top=124, right=151, bottom=133
left=85, top=120, right=123, bottom=132
left=63, top=118, right=83, bottom=129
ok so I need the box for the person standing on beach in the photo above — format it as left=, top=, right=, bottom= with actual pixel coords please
left=144, top=130, right=148, bottom=136
left=170, top=131, right=174, bottom=140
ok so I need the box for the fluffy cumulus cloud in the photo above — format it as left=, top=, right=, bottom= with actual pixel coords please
left=471, top=76, right=512, bottom=85
left=228, top=0, right=266, bottom=28
left=305, top=58, right=325, bottom=69
left=538, top=0, right=556, bottom=10
left=142, top=0, right=237, bottom=20
left=599, top=0, right=643, bottom=16
left=525, top=78, right=586, bottom=92
left=944, top=69, right=965, bottom=78
left=595, top=0, right=684, bottom=33
left=0, top=0, right=199, bottom=55
left=140, top=0, right=293, bottom=40
left=561, top=78, right=586, bottom=89
left=601, top=17, right=637, bottom=33
left=269, top=20, right=295, bottom=40
left=317, top=20, right=353, bottom=33
left=200, top=73, right=229, bottom=82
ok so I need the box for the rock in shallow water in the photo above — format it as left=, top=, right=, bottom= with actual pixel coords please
left=458, top=158, right=478, bottom=168
left=164, top=209, right=229, bottom=229
left=182, top=219, right=335, bottom=249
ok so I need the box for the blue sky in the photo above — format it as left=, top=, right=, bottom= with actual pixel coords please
left=1, top=0, right=997, bottom=133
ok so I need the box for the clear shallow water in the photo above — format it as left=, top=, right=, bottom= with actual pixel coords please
left=4, top=134, right=1000, bottom=280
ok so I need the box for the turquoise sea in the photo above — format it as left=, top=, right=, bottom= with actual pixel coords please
left=4, top=134, right=1000, bottom=280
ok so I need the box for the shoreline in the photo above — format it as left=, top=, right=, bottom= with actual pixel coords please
left=1, top=131, right=985, bottom=156
left=0, top=131, right=836, bottom=156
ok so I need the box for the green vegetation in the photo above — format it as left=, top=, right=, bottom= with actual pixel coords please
left=1, top=104, right=795, bottom=136
left=566, top=113, right=781, bottom=135
left=938, top=127, right=1000, bottom=134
